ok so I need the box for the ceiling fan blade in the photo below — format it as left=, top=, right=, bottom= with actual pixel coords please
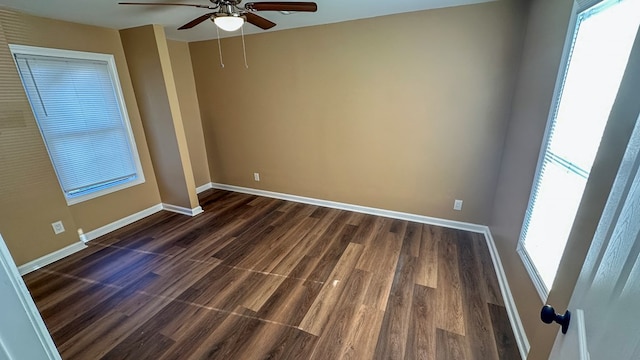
left=118, top=2, right=215, bottom=9
left=245, top=12, right=276, bottom=30
left=178, top=12, right=215, bottom=29
left=244, top=2, right=317, bottom=12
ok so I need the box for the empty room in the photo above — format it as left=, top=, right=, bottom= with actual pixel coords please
left=1, top=0, right=640, bottom=359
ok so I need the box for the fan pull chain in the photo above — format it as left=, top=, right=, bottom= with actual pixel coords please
left=216, top=26, right=225, bottom=68
left=241, top=25, right=249, bottom=69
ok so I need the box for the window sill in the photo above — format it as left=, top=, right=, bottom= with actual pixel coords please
left=66, top=177, right=145, bottom=206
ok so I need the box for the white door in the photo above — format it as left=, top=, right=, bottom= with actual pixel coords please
left=549, top=27, right=640, bottom=359
left=0, top=234, right=61, bottom=360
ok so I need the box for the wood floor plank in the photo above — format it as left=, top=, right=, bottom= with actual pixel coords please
left=151, top=245, right=220, bottom=277
left=306, top=223, right=359, bottom=283
left=211, top=208, right=285, bottom=264
left=405, top=284, right=436, bottom=360
left=233, top=321, right=316, bottom=359
left=373, top=223, right=416, bottom=360
left=174, top=260, right=235, bottom=303
left=346, top=211, right=365, bottom=226
left=362, top=229, right=404, bottom=312
left=235, top=320, right=320, bottom=360
left=22, top=190, right=519, bottom=360
left=415, top=224, right=439, bottom=288
left=436, top=328, right=471, bottom=360
left=241, top=272, right=289, bottom=312
left=27, top=245, right=129, bottom=302
left=351, top=215, right=384, bottom=245
left=304, top=225, right=362, bottom=282
left=245, top=216, right=318, bottom=275
left=196, top=268, right=266, bottom=311
left=157, top=308, right=231, bottom=359
left=51, top=272, right=160, bottom=345
left=255, top=278, right=322, bottom=326
left=298, top=242, right=364, bottom=335
left=404, top=222, right=422, bottom=258
left=183, top=197, right=272, bottom=248
left=303, top=210, right=350, bottom=258
left=234, top=205, right=311, bottom=265
left=355, top=218, right=394, bottom=271
left=435, top=229, right=466, bottom=336
left=310, top=268, right=372, bottom=359
left=488, top=303, right=522, bottom=360
left=275, top=208, right=343, bottom=282
left=101, top=323, right=175, bottom=360
left=269, top=220, right=327, bottom=277
left=390, top=219, right=407, bottom=234
left=338, top=304, right=385, bottom=360
left=456, top=231, right=500, bottom=359
left=157, top=300, right=211, bottom=341
left=38, top=279, right=118, bottom=332
left=188, top=235, right=238, bottom=263
left=472, top=233, right=505, bottom=306
left=269, top=202, right=316, bottom=226
left=264, top=326, right=319, bottom=359
left=57, top=280, right=179, bottom=358
left=184, top=307, right=263, bottom=360
left=56, top=311, right=129, bottom=359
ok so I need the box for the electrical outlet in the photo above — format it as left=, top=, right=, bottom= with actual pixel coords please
left=52, top=221, right=65, bottom=234
left=254, top=172, right=260, bottom=181
left=453, top=199, right=463, bottom=211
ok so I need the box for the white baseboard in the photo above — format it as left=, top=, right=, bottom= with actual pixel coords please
left=17, top=202, right=202, bottom=275
left=162, top=203, right=204, bottom=217
left=84, top=204, right=163, bottom=242
left=206, top=182, right=529, bottom=358
left=482, top=228, right=530, bottom=359
left=18, top=241, right=87, bottom=276
left=196, top=182, right=213, bottom=194
left=209, top=182, right=486, bottom=233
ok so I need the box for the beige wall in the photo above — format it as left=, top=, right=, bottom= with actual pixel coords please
left=167, top=39, right=211, bottom=188
left=489, top=0, right=576, bottom=356
left=190, top=0, right=528, bottom=224
left=0, top=10, right=161, bottom=265
left=4, top=2, right=622, bottom=356
left=120, top=25, right=199, bottom=209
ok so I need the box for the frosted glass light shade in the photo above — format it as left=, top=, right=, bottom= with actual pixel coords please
left=214, top=16, right=244, bottom=31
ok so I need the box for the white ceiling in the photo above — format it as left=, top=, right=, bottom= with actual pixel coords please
left=0, top=0, right=492, bottom=42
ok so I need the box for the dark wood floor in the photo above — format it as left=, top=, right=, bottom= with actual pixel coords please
left=24, top=190, right=520, bottom=359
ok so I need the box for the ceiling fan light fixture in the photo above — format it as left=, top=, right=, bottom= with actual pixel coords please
left=214, top=15, right=244, bottom=31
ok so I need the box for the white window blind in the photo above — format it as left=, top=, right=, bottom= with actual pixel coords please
left=10, top=46, right=144, bottom=204
left=519, top=0, right=640, bottom=297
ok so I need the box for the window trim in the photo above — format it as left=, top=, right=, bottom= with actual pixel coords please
left=516, top=0, right=619, bottom=303
left=8, top=44, right=145, bottom=205
left=516, top=2, right=583, bottom=304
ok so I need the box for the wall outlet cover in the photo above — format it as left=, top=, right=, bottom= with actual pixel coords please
left=52, top=221, right=65, bottom=234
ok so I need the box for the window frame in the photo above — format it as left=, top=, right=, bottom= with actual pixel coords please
left=516, top=0, right=613, bottom=303
left=517, top=2, right=582, bottom=303
left=9, top=44, right=145, bottom=205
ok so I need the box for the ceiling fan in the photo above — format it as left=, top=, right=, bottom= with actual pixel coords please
left=119, top=0, right=318, bottom=32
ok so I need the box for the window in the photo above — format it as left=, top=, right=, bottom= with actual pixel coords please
left=9, top=45, right=144, bottom=205
left=517, top=0, right=640, bottom=301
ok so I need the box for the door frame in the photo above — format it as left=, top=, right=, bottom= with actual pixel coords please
left=0, top=234, right=61, bottom=360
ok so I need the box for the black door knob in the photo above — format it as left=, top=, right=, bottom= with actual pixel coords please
left=541, top=305, right=571, bottom=334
